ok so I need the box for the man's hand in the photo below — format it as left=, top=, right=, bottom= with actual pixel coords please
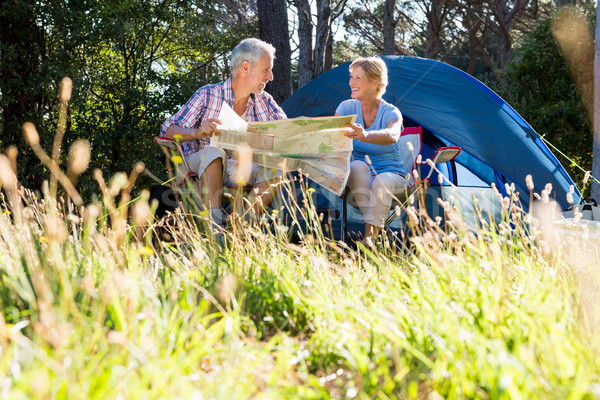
left=197, top=117, right=222, bottom=138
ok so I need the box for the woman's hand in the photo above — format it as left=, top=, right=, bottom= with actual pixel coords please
left=343, top=123, right=368, bottom=141
left=196, top=117, right=222, bottom=138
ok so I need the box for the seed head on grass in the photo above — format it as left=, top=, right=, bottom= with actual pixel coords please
left=67, top=139, right=91, bottom=183
left=23, top=122, right=84, bottom=206
left=0, top=155, right=17, bottom=191
left=216, top=273, right=239, bottom=309
left=6, top=145, right=18, bottom=174
left=233, top=144, right=253, bottom=186
left=132, top=190, right=152, bottom=226
left=0, top=154, right=21, bottom=223
left=58, top=77, right=72, bottom=103
left=23, top=121, right=40, bottom=146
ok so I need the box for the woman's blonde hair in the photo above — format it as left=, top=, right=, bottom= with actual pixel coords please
left=349, top=57, right=388, bottom=97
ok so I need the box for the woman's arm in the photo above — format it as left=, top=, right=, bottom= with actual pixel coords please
left=336, top=113, right=402, bottom=145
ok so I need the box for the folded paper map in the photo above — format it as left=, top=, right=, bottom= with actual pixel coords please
left=211, top=102, right=356, bottom=196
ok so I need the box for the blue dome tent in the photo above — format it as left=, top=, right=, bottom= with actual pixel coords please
left=281, top=56, right=580, bottom=234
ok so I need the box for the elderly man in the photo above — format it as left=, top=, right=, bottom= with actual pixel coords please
left=160, top=38, right=287, bottom=227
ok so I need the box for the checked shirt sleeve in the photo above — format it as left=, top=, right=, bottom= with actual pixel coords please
left=160, top=89, right=208, bottom=137
left=269, top=99, right=287, bottom=120
left=253, top=93, right=287, bottom=122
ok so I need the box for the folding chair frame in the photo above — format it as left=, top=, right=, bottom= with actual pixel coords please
left=340, top=127, right=461, bottom=245
left=154, top=136, right=257, bottom=219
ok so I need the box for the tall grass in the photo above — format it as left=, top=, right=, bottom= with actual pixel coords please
left=1, top=80, right=599, bottom=399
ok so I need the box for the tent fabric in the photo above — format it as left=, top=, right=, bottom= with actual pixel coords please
left=281, top=56, right=580, bottom=210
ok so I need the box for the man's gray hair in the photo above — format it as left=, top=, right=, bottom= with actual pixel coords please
left=230, top=38, right=276, bottom=75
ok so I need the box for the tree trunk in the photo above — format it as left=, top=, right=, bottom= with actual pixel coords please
left=489, top=0, right=530, bottom=70
left=463, top=0, right=485, bottom=74
left=325, top=31, right=334, bottom=71
left=257, top=0, right=292, bottom=104
left=591, top=0, right=600, bottom=199
left=314, top=0, right=332, bottom=77
left=383, top=0, right=396, bottom=55
left=425, top=0, right=445, bottom=59
left=295, top=0, right=314, bottom=88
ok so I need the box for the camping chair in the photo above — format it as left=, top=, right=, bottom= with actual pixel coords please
left=154, top=137, right=200, bottom=187
left=153, top=137, right=254, bottom=215
left=153, top=136, right=204, bottom=215
left=339, top=126, right=461, bottom=244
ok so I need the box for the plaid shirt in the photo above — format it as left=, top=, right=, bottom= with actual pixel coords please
left=160, top=78, right=287, bottom=158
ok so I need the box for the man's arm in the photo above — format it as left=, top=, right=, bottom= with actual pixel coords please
left=256, top=92, right=287, bottom=121
left=160, top=88, right=222, bottom=142
left=269, top=100, right=287, bottom=120
left=164, top=118, right=222, bottom=142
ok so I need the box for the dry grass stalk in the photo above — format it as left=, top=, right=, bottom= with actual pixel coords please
left=23, top=122, right=83, bottom=206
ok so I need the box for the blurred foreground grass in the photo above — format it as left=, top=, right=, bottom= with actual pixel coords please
left=1, top=77, right=599, bottom=399
left=0, top=170, right=599, bottom=399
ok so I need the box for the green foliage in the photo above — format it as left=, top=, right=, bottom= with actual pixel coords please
left=331, top=38, right=377, bottom=66
left=0, top=0, right=255, bottom=198
left=0, top=0, right=71, bottom=190
left=492, top=18, right=592, bottom=192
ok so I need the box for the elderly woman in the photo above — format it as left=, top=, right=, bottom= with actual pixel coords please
left=335, top=57, right=408, bottom=243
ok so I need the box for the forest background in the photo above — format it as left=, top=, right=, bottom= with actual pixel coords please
left=0, top=0, right=597, bottom=199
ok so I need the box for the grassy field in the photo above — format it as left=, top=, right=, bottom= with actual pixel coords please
left=1, top=88, right=599, bottom=398
left=1, top=158, right=600, bottom=400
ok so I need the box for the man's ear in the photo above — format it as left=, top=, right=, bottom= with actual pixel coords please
left=240, top=60, right=251, bottom=76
